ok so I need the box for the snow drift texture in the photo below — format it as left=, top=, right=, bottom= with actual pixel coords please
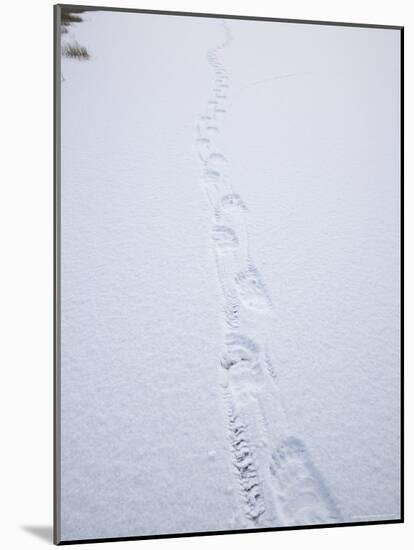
left=59, top=9, right=401, bottom=542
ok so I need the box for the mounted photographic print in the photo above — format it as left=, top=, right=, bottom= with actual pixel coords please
left=54, top=4, right=403, bottom=545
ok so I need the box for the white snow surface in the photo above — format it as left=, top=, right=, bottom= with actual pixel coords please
left=60, top=10, right=401, bottom=542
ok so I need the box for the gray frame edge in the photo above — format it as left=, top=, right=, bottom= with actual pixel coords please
left=54, top=3, right=62, bottom=546
left=55, top=3, right=403, bottom=29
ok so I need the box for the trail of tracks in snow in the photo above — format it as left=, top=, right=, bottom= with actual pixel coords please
left=195, top=22, right=342, bottom=528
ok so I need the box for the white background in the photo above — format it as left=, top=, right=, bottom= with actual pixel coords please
left=0, top=0, right=409, bottom=549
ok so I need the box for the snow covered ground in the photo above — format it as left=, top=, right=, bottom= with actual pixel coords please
left=59, top=9, right=401, bottom=542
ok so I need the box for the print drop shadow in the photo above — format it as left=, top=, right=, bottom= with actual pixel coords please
left=21, top=525, right=53, bottom=543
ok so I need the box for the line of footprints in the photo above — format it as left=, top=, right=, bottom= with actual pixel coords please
left=195, top=22, right=342, bottom=528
